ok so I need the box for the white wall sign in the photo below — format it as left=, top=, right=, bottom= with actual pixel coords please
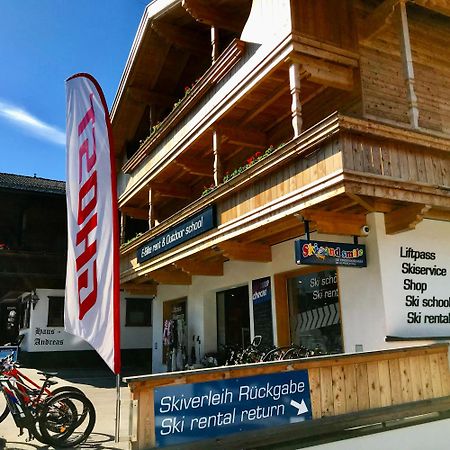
left=383, top=232, right=450, bottom=338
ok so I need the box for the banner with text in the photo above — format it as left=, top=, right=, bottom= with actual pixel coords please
left=154, top=370, right=312, bottom=447
left=65, top=74, right=120, bottom=374
left=137, top=206, right=216, bottom=263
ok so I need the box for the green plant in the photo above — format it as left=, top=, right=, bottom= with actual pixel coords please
left=201, top=143, right=283, bottom=198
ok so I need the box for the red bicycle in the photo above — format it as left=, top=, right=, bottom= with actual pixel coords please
left=0, top=355, right=84, bottom=423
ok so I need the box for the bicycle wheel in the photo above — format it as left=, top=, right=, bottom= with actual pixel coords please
left=38, top=391, right=96, bottom=447
left=50, top=385, right=86, bottom=397
left=0, top=392, right=9, bottom=423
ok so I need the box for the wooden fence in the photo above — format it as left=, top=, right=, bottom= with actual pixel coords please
left=125, top=343, right=450, bottom=449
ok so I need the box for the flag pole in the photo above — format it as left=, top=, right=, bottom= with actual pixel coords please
left=115, top=373, right=121, bottom=442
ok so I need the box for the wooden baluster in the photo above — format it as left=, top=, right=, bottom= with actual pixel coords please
left=289, top=62, right=303, bottom=137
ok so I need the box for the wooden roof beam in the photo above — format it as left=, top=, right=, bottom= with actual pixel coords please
left=127, top=86, right=176, bottom=107
left=120, top=206, right=148, bottom=221
left=174, top=259, right=224, bottom=276
left=360, top=0, right=399, bottom=42
left=385, top=204, right=431, bottom=234
left=301, top=209, right=368, bottom=236
left=149, top=182, right=192, bottom=199
left=151, top=21, right=210, bottom=57
left=175, top=156, right=213, bottom=177
left=216, top=241, right=272, bottom=262
left=182, top=0, right=242, bottom=33
left=150, top=269, right=192, bottom=285
left=122, top=282, right=157, bottom=296
left=289, top=55, right=354, bottom=91
left=411, top=0, right=450, bottom=17
left=216, top=123, right=267, bottom=149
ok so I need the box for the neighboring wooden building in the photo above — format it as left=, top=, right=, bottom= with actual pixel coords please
left=0, top=173, right=66, bottom=344
left=111, top=0, right=450, bottom=447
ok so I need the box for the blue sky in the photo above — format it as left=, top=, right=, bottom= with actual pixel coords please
left=0, top=1, right=147, bottom=181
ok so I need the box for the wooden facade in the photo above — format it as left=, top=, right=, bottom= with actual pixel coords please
left=112, top=0, right=450, bottom=293
left=126, top=343, right=450, bottom=449
left=112, top=1, right=450, bottom=447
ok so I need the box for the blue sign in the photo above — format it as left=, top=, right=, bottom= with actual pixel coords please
left=137, top=206, right=216, bottom=263
left=295, top=239, right=367, bottom=267
left=0, top=346, right=18, bottom=362
left=154, top=370, right=311, bottom=447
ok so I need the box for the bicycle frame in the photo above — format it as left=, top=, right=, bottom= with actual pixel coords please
left=0, top=376, right=34, bottom=429
left=1, top=365, right=50, bottom=409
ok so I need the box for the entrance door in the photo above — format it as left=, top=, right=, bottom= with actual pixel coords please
left=217, top=286, right=250, bottom=349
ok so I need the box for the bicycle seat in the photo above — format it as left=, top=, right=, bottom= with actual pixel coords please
left=37, top=371, right=58, bottom=378
left=40, top=379, right=58, bottom=386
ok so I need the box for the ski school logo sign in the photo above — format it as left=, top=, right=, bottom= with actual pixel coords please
left=295, top=239, right=367, bottom=267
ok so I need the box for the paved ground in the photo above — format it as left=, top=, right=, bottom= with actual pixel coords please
left=0, top=368, right=133, bottom=449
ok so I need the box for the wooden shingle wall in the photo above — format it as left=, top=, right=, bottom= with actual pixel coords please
left=409, top=7, right=450, bottom=133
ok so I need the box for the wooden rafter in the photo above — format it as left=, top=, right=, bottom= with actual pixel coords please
left=174, top=259, right=223, bottom=276
left=216, top=123, right=267, bottom=149
left=120, top=206, right=148, bottom=221
left=385, top=204, right=431, bottom=234
left=289, top=54, right=354, bottom=91
left=149, top=182, right=192, bottom=199
left=150, top=269, right=192, bottom=285
left=122, top=282, right=157, bottom=296
left=175, top=156, right=213, bottom=177
left=301, top=209, right=368, bottom=236
left=346, top=193, right=377, bottom=212
left=181, top=0, right=242, bottom=33
left=127, top=86, right=176, bottom=107
left=411, top=0, right=450, bottom=17
left=243, top=217, right=303, bottom=243
left=151, top=21, right=210, bottom=57
left=424, top=208, right=450, bottom=222
left=243, top=85, right=290, bottom=125
left=359, top=0, right=399, bottom=42
left=216, top=241, right=272, bottom=262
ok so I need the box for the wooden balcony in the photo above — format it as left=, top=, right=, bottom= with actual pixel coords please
left=125, top=343, right=450, bottom=449
left=119, top=113, right=450, bottom=289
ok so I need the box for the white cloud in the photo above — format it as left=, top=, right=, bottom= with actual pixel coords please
left=0, top=99, right=65, bottom=146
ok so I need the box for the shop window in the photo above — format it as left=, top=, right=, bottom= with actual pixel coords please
left=125, top=298, right=152, bottom=327
left=47, top=296, right=64, bottom=327
left=286, top=269, right=343, bottom=354
left=216, top=286, right=250, bottom=349
left=162, top=298, right=187, bottom=370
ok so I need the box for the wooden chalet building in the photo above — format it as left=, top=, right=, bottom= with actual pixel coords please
left=111, top=0, right=450, bottom=375
left=0, top=173, right=66, bottom=344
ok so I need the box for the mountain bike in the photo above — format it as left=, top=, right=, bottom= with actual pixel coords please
left=0, top=374, right=96, bottom=447
left=0, top=355, right=85, bottom=424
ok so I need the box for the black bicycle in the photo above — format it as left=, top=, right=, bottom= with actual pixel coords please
left=0, top=374, right=96, bottom=447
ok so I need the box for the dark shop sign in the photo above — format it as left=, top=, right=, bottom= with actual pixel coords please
left=295, top=239, right=367, bottom=268
left=154, top=369, right=312, bottom=447
left=137, top=206, right=216, bottom=263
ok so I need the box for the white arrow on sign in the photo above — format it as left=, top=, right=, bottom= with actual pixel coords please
left=290, top=399, right=308, bottom=415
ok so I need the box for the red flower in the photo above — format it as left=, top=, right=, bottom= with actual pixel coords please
left=255, top=151, right=262, bottom=158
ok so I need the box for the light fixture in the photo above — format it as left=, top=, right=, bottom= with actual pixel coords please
left=31, top=290, right=39, bottom=309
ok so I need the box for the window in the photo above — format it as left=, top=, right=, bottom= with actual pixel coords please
left=286, top=269, right=343, bottom=354
left=125, top=298, right=152, bottom=327
left=47, top=296, right=64, bottom=327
